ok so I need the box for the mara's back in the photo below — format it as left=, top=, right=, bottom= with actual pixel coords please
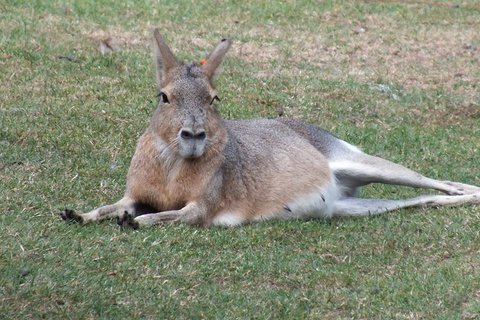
left=276, top=118, right=362, bottom=161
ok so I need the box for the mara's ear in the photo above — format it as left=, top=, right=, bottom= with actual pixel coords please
left=202, top=38, right=231, bottom=80
left=153, top=29, right=178, bottom=88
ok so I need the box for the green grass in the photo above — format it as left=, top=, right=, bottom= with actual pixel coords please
left=1, top=1, right=480, bottom=319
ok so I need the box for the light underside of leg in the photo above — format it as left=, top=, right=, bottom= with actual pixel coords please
left=333, top=193, right=480, bottom=217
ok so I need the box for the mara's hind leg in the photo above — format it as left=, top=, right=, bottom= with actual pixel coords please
left=332, top=193, right=480, bottom=217
left=60, top=197, right=136, bottom=224
left=330, top=153, right=480, bottom=196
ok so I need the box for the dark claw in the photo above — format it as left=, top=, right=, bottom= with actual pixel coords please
left=117, top=211, right=139, bottom=230
left=60, top=208, right=83, bottom=224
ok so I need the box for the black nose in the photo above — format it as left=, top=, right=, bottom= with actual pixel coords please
left=180, top=129, right=206, bottom=141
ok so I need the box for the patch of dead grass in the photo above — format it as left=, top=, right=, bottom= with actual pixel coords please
left=287, top=13, right=479, bottom=98
left=428, top=102, right=480, bottom=126
left=233, top=41, right=280, bottom=65
left=10, top=5, right=478, bottom=120
left=84, top=27, right=144, bottom=53
left=30, top=9, right=479, bottom=102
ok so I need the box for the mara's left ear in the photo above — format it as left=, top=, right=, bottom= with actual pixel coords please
left=202, top=38, right=232, bottom=80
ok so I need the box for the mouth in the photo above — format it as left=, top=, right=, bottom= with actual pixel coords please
left=182, top=153, right=201, bottom=160
left=179, top=148, right=204, bottom=160
left=178, top=140, right=206, bottom=159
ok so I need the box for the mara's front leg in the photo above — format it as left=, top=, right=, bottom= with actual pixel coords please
left=118, top=202, right=208, bottom=229
left=60, top=197, right=136, bottom=224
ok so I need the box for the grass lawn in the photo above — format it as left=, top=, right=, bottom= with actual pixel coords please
left=1, top=0, right=479, bottom=318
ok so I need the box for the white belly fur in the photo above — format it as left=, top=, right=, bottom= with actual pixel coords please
left=212, top=211, right=245, bottom=227
left=213, top=178, right=339, bottom=226
left=281, top=179, right=339, bottom=219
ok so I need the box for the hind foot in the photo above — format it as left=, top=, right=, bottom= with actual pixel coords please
left=443, top=181, right=480, bottom=195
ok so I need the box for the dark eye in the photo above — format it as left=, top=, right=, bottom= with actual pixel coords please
left=210, top=95, right=220, bottom=105
left=157, top=92, right=169, bottom=104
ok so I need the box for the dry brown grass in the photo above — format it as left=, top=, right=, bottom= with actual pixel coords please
left=286, top=11, right=479, bottom=100
left=3, top=2, right=478, bottom=132
left=20, top=4, right=480, bottom=106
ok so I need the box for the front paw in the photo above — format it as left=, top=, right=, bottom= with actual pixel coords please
left=60, top=208, right=84, bottom=224
left=117, top=211, right=139, bottom=230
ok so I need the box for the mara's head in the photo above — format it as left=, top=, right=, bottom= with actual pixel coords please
left=151, top=29, right=231, bottom=160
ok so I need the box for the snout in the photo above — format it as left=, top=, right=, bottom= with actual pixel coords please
left=178, top=128, right=207, bottom=159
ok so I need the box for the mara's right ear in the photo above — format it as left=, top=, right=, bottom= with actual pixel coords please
left=202, top=38, right=232, bottom=80
left=153, top=29, right=178, bottom=89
